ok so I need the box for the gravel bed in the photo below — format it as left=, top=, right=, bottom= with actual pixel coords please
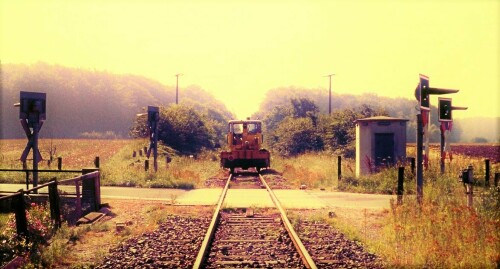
left=230, top=173, right=263, bottom=189
left=261, top=174, right=292, bottom=189
left=204, top=170, right=293, bottom=189
left=298, top=220, right=383, bottom=268
left=205, top=209, right=305, bottom=268
left=96, top=215, right=210, bottom=268
left=204, top=176, right=227, bottom=188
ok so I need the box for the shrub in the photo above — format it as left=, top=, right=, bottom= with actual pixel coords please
left=0, top=203, right=55, bottom=267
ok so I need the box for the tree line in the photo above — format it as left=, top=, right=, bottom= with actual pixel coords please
left=5, top=63, right=492, bottom=158
left=0, top=63, right=234, bottom=142
left=254, top=86, right=465, bottom=148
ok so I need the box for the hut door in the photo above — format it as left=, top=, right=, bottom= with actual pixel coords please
left=375, top=133, right=394, bottom=166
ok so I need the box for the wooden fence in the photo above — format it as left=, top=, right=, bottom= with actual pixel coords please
left=0, top=170, right=101, bottom=236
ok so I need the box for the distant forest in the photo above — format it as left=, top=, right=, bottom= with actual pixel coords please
left=0, top=63, right=234, bottom=140
left=1, top=63, right=498, bottom=143
left=253, top=87, right=498, bottom=144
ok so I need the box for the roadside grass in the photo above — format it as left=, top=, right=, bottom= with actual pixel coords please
left=271, top=152, right=342, bottom=189
left=376, top=193, right=499, bottom=268
left=100, top=139, right=221, bottom=188
left=29, top=220, right=128, bottom=268
left=276, top=151, right=499, bottom=268
left=0, top=139, right=222, bottom=188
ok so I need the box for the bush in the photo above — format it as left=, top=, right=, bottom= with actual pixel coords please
left=0, top=203, right=55, bottom=267
left=273, top=117, right=323, bottom=156
left=129, top=102, right=233, bottom=155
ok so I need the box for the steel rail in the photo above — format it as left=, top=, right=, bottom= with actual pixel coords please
left=259, top=174, right=318, bottom=269
left=192, top=173, right=232, bottom=269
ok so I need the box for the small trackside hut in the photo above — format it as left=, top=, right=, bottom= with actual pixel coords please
left=355, top=116, right=408, bottom=177
left=220, top=119, right=270, bottom=174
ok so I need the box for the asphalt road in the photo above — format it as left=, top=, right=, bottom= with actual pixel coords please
left=0, top=184, right=394, bottom=209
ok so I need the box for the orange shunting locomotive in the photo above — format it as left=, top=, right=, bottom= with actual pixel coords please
left=220, top=119, right=270, bottom=174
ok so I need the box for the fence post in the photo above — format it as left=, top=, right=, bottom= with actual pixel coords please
left=23, top=161, right=29, bottom=190
left=466, top=165, right=474, bottom=207
left=94, top=156, right=100, bottom=169
left=494, top=173, right=499, bottom=187
left=82, top=169, right=100, bottom=211
left=75, top=179, right=82, bottom=219
left=13, top=190, right=28, bottom=237
left=485, top=159, right=490, bottom=187
left=145, top=160, right=149, bottom=171
left=409, top=157, right=415, bottom=175
left=337, top=156, right=342, bottom=181
left=466, top=184, right=473, bottom=207
left=95, top=171, right=101, bottom=210
left=397, top=167, right=404, bottom=205
left=48, top=180, right=61, bottom=228
left=57, top=157, right=62, bottom=171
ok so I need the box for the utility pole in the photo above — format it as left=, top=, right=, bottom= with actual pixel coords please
left=175, top=73, right=183, bottom=104
left=325, top=74, right=335, bottom=114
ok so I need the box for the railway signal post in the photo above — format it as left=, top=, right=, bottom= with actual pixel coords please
left=414, top=74, right=458, bottom=204
left=146, top=106, right=159, bottom=172
left=438, top=97, right=467, bottom=174
left=16, top=91, right=47, bottom=190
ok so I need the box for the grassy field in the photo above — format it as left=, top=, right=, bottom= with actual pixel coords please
left=0, top=139, right=222, bottom=188
left=269, top=147, right=499, bottom=268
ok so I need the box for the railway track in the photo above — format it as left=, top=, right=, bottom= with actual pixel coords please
left=193, top=171, right=318, bottom=268
left=96, top=170, right=382, bottom=268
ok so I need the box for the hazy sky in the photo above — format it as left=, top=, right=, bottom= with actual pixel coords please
left=1, top=0, right=498, bottom=120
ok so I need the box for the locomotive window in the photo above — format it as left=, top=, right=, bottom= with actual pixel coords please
left=247, top=123, right=261, bottom=134
left=231, top=123, right=243, bottom=134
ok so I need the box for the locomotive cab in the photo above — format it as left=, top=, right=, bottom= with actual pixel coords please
left=220, top=119, right=270, bottom=174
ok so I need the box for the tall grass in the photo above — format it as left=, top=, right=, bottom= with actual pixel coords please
left=100, top=139, right=222, bottom=188
left=271, top=152, right=343, bottom=189
left=274, top=151, right=499, bottom=267
left=376, top=185, right=499, bottom=268
left=371, top=152, right=499, bottom=268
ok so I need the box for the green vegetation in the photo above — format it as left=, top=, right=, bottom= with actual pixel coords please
left=271, top=152, right=339, bottom=189
left=279, top=151, right=499, bottom=268
left=378, top=189, right=499, bottom=268
left=255, top=87, right=469, bottom=144
left=261, top=97, right=389, bottom=157
left=129, top=103, right=232, bottom=155
left=0, top=203, right=55, bottom=267
left=0, top=139, right=222, bottom=187
left=100, top=139, right=222, bottom=188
